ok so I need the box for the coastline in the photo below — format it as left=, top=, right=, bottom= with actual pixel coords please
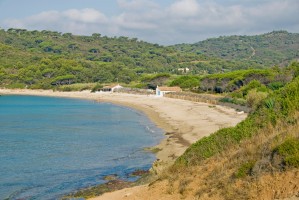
left=0, top=89, right=247, bottom=198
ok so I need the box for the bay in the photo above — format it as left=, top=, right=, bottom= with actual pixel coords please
left=0, top=95, right=163, bottom=200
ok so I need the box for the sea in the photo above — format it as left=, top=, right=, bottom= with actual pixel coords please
left=0, top=95, right=164, bottom=200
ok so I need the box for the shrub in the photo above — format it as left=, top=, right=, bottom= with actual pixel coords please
left=241, top=80, right=262, bottom=96
left=219, top=97, right=233, bottom=103
left=285, top=154, right=299, bottom=167
left=6, top=83, right=26, bottom=89
left=91, top=83, right=103, bottom=92
left=170, top=75, right=200, bottom=89
left=58, top=83, right=96, bottom=91
left=276, top=138, right=299, bottom=157
left=264, top=98, right=275, bottom=109
left=246, top=89, right=268, bottom=109
left=235, top=161, right=256, bottom=178
left=268, top=81, right=285, bottom=90
left=275, top=138, right=299, bottom=168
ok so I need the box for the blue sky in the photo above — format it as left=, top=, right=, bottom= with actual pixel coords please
left=0, top=0, right=298, bottom=45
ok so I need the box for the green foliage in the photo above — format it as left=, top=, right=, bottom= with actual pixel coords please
left=1, top=29, right=299, bottom=89
left=200, top=69, right=274, bottom=93
left=51, top=75, right=76, bottom=85
left=175, top=31, right=299, bottom=67
left=246, top=89, right=268, bottom=109
left=276, top=138, right=299, bottom=157
left=6, top=83, right=26, bottom=89
left=219, top=97, right=247, bottom=106
left=58, top=83, right=96, bottom=92
left=285, top=154, right=299, bottom=167
left=264, top=98, right=275, bottom=109
left=177, top=117, right=257, bottom=165
left=275, top=138, right=299, bottom=168
left=235, top=161, right=256, bottom=178
left=268, top=81, right=285, bottom=90
left=241, top=80, right=262, bottom=96
left=91, top=83, right=104, bottom=92
left=176, top=71, right=299, bottom=166
left=140, top=73, right=171, bottom=89
left=170, top=75, right=200, bottom=89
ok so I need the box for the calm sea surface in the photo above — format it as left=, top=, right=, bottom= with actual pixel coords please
left=0, top=95, right=163, bottom=200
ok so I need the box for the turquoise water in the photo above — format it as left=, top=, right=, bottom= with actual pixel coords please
left=0, top=95, right=163, bottom=200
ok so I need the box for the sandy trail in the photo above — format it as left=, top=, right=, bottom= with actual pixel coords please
left=0, top=89, right=247, bottom=199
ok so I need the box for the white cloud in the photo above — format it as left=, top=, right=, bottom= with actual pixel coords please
left=3, top=8, right=109, bottom=35
left=168, top=0, right=199, bottom=17
left=2, top=0, right=299, bottom=45
left=63, top=8, right=108, bottom=23
left=114, top=13, right=157, bottom=30
left=117, top=0, right=158, bottom=10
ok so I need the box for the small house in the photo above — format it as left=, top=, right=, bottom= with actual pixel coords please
left=102, top=84, right=123, bottom=92
left=156, top=86, right=182, bottom=97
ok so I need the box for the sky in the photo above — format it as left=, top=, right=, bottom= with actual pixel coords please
left=0, top=0, right=298, bottom=45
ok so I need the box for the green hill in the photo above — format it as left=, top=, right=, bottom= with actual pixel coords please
left=1, top=29, right=299, bottom=90
left=174, top=31, right=299, bottom=66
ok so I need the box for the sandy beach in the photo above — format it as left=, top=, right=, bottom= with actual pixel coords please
left=0, top=89, right=247, bottom=199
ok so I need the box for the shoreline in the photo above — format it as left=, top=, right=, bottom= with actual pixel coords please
left=0, top=89, right=247, bottom=198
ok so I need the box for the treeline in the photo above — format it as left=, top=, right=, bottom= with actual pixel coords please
left=174, top=30, right=299, bottom=66
left=169, top=62, right=299, bottom=110
left=0, top=28, right=279, bottom=89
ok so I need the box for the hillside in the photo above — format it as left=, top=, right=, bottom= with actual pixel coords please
left=2, top=29, right=299, bottom=89
left=175, top=31, right=299, bottom=66
left=169, top=62, right=299, bottom=199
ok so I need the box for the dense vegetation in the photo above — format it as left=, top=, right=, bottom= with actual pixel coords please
left=2, top=29, right=299, bottom=89
left=178, top=65, right=299, bottom=165
left=159, top=62, right=299, bottom=199
left=175, top=31, right=299, bottom=67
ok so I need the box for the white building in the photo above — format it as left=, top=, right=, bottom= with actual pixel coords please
left=156, top=86, right=182, bottom=97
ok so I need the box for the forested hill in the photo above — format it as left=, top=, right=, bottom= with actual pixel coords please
left=174, top=31, right=299, bottom=66
left=0, top=29, right=299, bottom=89
left=0, top=28, right=208, bottom=88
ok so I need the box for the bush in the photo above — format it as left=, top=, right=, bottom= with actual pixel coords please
left=275, top=138, right=299, bottom=168
left=246, top=89, right=268, bottom=109
left=219, top=97, right=233, bottom=103
left=285, top=154, right=299, bottom=167
left=268, top=81, right=285, bottom=90
left=6, top=83, right=26, bottom=89
left=264, top=98, right=275, bottom=109
left=276, top=138, right=299, bottom=157
left=170, top=75, right=200, bottom=89
left=241, top=80, right=262, bottom=96
left=235, top=161, right=256, bottom=178
left=91, top=83, right=103, bottom=92
left=58, top=83, right=96, bottom=91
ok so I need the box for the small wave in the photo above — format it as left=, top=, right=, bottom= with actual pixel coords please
left=145, top=125, right=156, bottom=133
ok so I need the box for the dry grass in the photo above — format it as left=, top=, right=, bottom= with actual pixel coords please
left=152, top=113, right=299, bottom=200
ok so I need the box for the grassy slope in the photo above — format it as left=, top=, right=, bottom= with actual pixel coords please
left=152, top=62, right=299, bottom=199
